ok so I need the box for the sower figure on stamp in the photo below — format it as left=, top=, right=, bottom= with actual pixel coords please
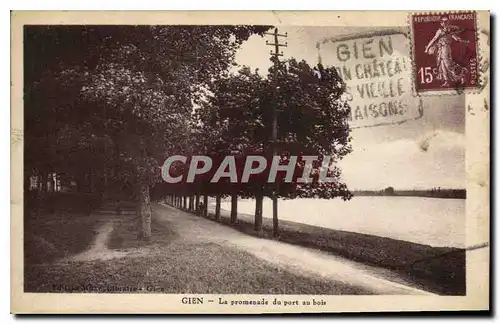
left=424, top=17, right=470, bottom=87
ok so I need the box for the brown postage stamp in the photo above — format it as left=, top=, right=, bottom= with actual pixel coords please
left=410, top=11, right=480, bottom=94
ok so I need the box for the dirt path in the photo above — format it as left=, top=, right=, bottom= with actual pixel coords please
left=63, top=220, right=128, bottom=262
left=154, top=203, right=436, bottom=295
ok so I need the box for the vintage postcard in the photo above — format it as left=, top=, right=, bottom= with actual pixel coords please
left=11, top=11, right=490, bottom=314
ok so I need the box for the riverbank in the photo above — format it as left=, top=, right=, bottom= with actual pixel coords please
left=196, top=202, right=466, bottom=295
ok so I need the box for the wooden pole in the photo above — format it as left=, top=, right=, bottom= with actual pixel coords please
left=265, top=28, right=287, bottom=237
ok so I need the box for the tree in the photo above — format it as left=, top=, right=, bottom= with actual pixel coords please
left=24, top=25, right=270, bottom=239
left=384, top=186, right=395, bottom=195
left=268, top=59, right=353, bottom=207
left=194, top=66, right=270, bottom=228
left=195, top=59, right=352, bottom=233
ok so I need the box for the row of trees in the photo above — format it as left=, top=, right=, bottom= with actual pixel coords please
left=159, top=61, right=353, bottom=234
left=25, top=25, right=353, bottom=239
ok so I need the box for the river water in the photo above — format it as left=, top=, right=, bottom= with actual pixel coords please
left=221, top=196, right=465, bottom=248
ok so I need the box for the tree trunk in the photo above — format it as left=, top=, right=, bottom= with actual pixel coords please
left=215, top=195, right=221, bottom=221
left=24, top=169, right=31, bottom=216
left=24, top=168, right=31, bottom=193
left=189, top=195, right=194, bottom=211
left=272, top=194, right=279, bottom=236
left=195, top=194, right=200, bottom=213
left=254, top=193, right=263, bottom=232
left=203, top=194, right=208, bottom=217
left=136, top=182, right=152, bottom=240
left=37, top=173, right=48, bottom=215
left=47, top=173, right=54, bottom=193
left=40, top=173, right=47, bottom=195
left=230, top=193, right=238, bottom=224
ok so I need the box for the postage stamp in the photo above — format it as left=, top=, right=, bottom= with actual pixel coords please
left=410, top=11, right=479, bottom=94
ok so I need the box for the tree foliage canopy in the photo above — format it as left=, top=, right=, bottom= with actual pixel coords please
left=25, top=25, right=270, bottom=188
left=193, top=59, right=353, bottom=200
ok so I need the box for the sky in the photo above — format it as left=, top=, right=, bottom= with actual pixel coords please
left=234, top=27, right=465, bottom=190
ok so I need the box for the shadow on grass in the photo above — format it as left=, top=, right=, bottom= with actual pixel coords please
left=179, top=205, right=465, bottom=296
left=108, top=209, right=179, bottom=251
left=23, top=192, right=108, bottom=266
left=24, top=201, right=105, bottom=292
left=24, top=211, right=102, bottom=265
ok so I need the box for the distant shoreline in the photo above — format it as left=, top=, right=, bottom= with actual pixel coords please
left=218, top=189, right=467, bottom=202
left=352, top=189, right=466, bottom=199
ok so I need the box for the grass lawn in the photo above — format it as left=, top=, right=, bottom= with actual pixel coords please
left=25, top=242, right=375, bottom=294
left=107, top=212, right=179, bottom=251
left=24, top=202, right=376, bottom=295
left=188, top=204, right=465, bottom=295
left=24, top=210, right=103, bottom=265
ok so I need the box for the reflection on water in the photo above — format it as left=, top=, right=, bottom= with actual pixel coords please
left=221, top=196, right=465, bottom=248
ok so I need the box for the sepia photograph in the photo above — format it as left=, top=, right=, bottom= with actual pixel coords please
left=11, top=10, right=490, bottom=314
